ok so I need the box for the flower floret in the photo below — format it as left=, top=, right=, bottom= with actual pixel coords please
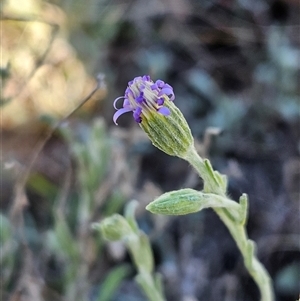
left=113, top=75, right=175, bottom=125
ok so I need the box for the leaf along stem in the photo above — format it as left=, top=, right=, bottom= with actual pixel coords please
left=184, top=147, right=274, bottom=301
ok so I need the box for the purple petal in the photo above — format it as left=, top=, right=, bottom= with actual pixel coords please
left=157, top=106, right=170, bottom=116
left=133, top=107, right=142, bottom=120
left=155, top=80, right=165, bottom=88
left=151, top=83, right=158, bottom=91
left=133, top=106, right=142, bottom=116
left=133, top=107, right=143, bottom=123
left=163, top=83, right=172, bottom=89
left=113, top=96, right=125, bottom=109
left=157, top=98, right=164, bottom=105
left=133, top=76, right=142, bottom=83
left=125, top=87, right=133, bottom=97
left=135, top=92, right=144, bottom=104
left=143, top=75, right=150, bottom=81
left=134, top=115, right=142, bottom=123
left=113, top=107, right=132, bottom=125
left=123, top=98, right=131, bottom=108
left=158, top=87, right=173, bottom=97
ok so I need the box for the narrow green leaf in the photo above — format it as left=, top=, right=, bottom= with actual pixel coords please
left=96, top=264, right=131, bottom=301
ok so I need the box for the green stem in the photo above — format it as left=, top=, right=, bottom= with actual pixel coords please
left=214, top=208, right=274, bottom=301
left=184, top=147, right=274, bottom=301
left=135, top=271, right=165, bottom=301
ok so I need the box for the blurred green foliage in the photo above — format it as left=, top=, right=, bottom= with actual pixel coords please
left=95, top=201, right=166, bottom=301
left=0, top=119, right=130, bottom=301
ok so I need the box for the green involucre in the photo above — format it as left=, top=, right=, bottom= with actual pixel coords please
left=140, top=100, right=194, bottom=158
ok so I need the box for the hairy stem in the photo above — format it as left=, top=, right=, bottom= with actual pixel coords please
left=184, top=147, right=274, bottom=301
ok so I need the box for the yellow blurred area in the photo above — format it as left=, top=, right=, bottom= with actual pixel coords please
left=1, top=0, right=106, bottom=131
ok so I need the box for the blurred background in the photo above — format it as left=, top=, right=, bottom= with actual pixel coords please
left=1, top=0, right=300, bottom=300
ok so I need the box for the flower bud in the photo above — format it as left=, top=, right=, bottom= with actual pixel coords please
left=94, top=214, right=133, bottom=241
left=113, top=75, right=194, bottom=158
left=146, top=188, right=240, bottom=216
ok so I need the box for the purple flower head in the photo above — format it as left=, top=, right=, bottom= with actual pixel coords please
left=113, top=75, right=175, bottom=125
